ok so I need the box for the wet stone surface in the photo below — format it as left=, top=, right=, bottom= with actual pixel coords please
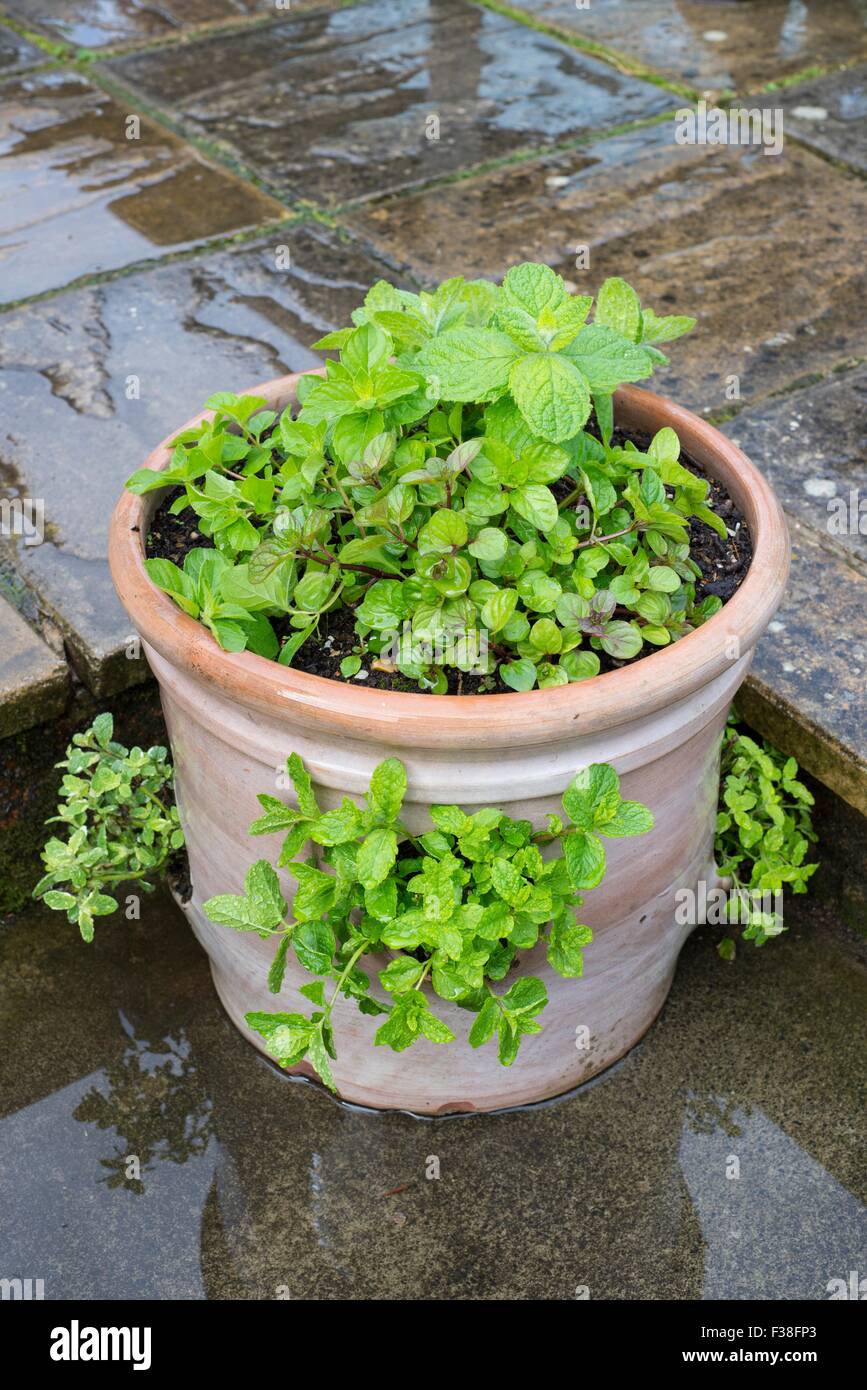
left=0, top=592, right=68, bottom=737
left=0, top=0, right=292, bottom=50
left=0, top=889, right=863, bottom=1299
left=724, top=366, right=867, bottom=578
left=510, top=0, right=867, bottom=95
left=741, top=520, right=867, bottom=816
left=348, top=123, right=867, bottom=416
left=0, top=22, right=44, bottom=74
left=104, top=0, right=672, bottom=207
left=0, top=70, right=283, bottom=304
left=776, top=63, right=867, bottom=174
left=0, top=225, right=406, bottom=694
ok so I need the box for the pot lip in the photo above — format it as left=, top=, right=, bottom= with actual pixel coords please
left=109, top=373, right=790, bottom=745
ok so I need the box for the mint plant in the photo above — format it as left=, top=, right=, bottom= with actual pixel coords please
left=128, top=264, right=727, bottom=692
left=202, top=753, right=653, bottom=1089
left=714, top=719, right=818, bottom=958
left=33, top=714, right=183, bottom=941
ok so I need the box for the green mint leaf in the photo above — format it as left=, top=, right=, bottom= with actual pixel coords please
left=367, top=758, right=407, bottom=824
left=286, top=753, right=321, bottom=819
left=268, top=934, right=291, bottom=994
left=547, top=919, right=593, bottom=978
left=508, top=353, right=590, bottom=444
left=415, top=328, right=521, bottom=402
left=357, top=827, right=398, bottom=889
left=562, top=829, right=606, bottom=890
left=561, top=324, right=654, bottom=393
left=293, top=919, right=336, bottom=975
left=595, top=277, right=642, bottom=341
left=598, top=801, right=654, bottom=837
left=502, top=262, right=566, bottom=317
left=562, top=764, right=621, bottom=829
left=245, top=1011, right=313, bottom=1068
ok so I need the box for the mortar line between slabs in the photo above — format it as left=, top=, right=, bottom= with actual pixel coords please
left=0, top=218, right=304, bottom=315
left=325, top=107, right=679, bottom=225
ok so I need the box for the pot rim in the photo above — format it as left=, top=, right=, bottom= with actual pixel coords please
left=109, top=373, right=789, bottom=747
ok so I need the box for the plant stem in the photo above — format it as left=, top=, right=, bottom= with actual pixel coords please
left=327, top=941, right=369, bottom=1013
left=575, top=523, right=636, bottom=549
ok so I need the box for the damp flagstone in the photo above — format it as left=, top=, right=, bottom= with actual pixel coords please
left=0, top=890, right=863, bottom=1299
left=0, top=592, right=68, bottom=738
left=347, top=123, right=867, bottom=416
left=723, top=366, right=867, bottom=579
left=102, top=0, right=673, bottom=207
left=0, top=70, right=285, bottom=304
left=774, top=62, right=867, bottom=175
left=0, top=225, right=408, bottom=697
left=503, top=0, right=867, bottom=96
left=0, top=0, right=306, bottom=50
left=738, top=521, right=867, bottom=817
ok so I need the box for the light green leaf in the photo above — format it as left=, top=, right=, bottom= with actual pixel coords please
left=368, top=758, right=407, bottom=824
left=562, top=829, right=606, bottom=890
left=502, top=262, right=566, bottom=316
left=417, top=509, right=468, bottom=554
left=416, top=328, right=521, bottom=402
left=510, top=482, right=559, bottom=532
left=357, top=827, right=398, bottom=889
left=595, top=277, right=642, bottom=341
left=509, top=353, right=591, bottom=444
left=561, top=325, right=654, bottom=393
left=599, top=801, right=654, bottom=837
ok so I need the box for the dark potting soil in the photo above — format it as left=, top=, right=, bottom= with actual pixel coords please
left=145, top=429, right=752, bottom=695
left=166, top=848, right=192, bottom=905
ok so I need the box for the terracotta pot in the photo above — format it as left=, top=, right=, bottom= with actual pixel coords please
left=109, top=375, right=789, bottom=1115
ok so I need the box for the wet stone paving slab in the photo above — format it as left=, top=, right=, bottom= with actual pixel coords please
left=775, top=63, right=867, bottom=175
left=0, top=70, right=284, bottom=303
left=103, top=0, right=673, bottom=207
left=0, top=20, right=44, bottom=73
left=348, top=123, right=867, bottom=416
left=0, top=592, right=67, bottom=737
left=0, top=890, right=864, bottom=1299
left=724, top=366, right=867, bottom=579
left=0, top=0, right=298, bottom=50
left=508, top=0, right=867, bottom=96
left=743, top=521, right=867, bottom=816
left=0, top=225, right=405, bottom=695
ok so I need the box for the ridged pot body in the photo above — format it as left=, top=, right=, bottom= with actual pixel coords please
left=110, top=376, right=789, bottom=1115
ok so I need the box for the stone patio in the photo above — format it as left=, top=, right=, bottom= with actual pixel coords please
left=0, top=0, right=865, bottom=1298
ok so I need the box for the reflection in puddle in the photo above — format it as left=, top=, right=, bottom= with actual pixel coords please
left=680, top=1097, right=867, bottom=1300
left=0, top=1013, right=219, bottom=1299
left=72, top=1011, right=214, bottom=1194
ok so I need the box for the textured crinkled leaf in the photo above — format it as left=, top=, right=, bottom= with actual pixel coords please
left=509, top=353, right=590, bottom=443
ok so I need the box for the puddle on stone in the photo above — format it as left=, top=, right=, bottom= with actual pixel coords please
left=1, top=888, right=864, bottom=1299
left=0, top=70, right=282, bottom=303
left=0, top=0, right=281, bottom=49
left=511, top=0, right=867, bottom=94
left=105, top=0, right=671, bottom=206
